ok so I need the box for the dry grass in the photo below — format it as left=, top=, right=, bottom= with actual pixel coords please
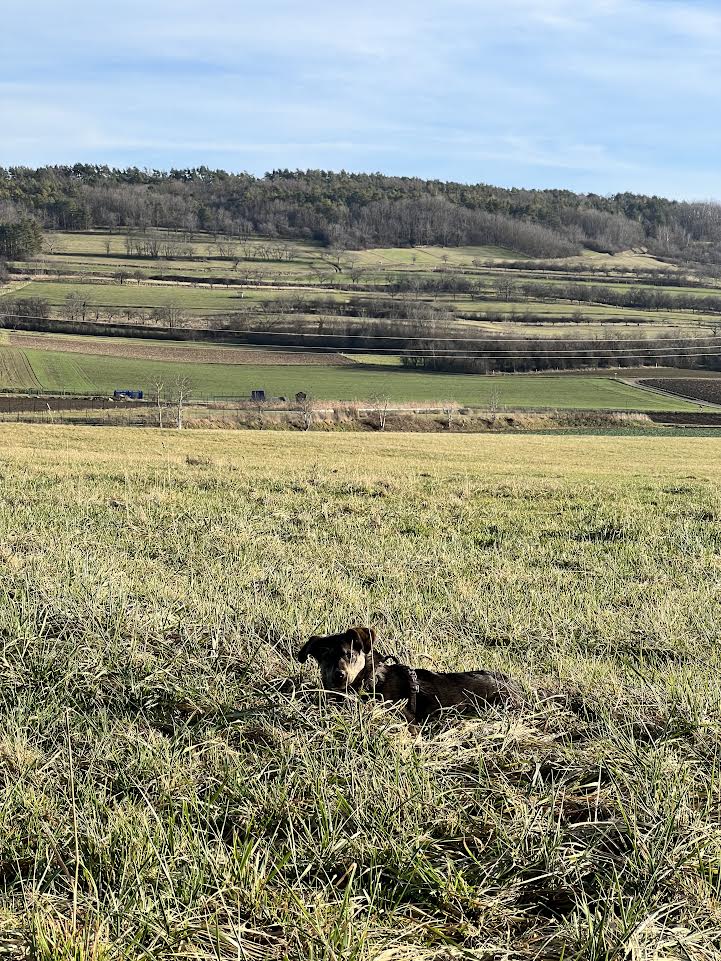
left=0, top=426, right=720, bottom=958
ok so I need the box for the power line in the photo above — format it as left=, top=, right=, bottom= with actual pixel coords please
left=2, top=332, right=721, bottom=359
left=2, top=339, right=721, bottom=364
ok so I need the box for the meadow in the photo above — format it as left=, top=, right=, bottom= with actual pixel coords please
left=0, top=337, right=706, bottom=409
left=1, top=425, right=721, bottom=959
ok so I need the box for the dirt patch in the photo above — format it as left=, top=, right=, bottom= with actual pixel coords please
left=641, top=378, right=721, bottom=405
left=648, top=411, right=721, bottom=427
left=8, top=332, right=354, bottom=367
left=0, top=395, right=121, bottom=413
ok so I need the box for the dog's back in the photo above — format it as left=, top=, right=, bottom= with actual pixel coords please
left=377, top=664, right=521, bottom=721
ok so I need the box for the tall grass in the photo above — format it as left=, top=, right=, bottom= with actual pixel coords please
left=0, top=427, right=720, bottom=959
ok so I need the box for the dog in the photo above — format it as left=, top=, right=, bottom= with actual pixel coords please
left=295, top=626, right=521, bottom=723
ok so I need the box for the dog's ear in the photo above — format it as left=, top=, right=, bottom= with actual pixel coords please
left=347, top=626, right=376, bottom=652
left=296, top=636, right=325, bottom=663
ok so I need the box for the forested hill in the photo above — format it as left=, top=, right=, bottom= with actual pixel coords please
left=2, top=165, right=721, bottom=264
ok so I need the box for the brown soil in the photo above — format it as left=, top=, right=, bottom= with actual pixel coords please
left=648, top=411, right=721, bottom=427
left=641, top=378, right=721, bottom=404
left=8, top=333, right=354, bottom=367
left=0, top=395, right=120, bottom=413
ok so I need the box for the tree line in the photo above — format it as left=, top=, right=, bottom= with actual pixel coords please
left=2, top=165, right=721, bottom=264
left=506, top=282, right=721, bottom=315
left=399, top=334, right=721, bottom=375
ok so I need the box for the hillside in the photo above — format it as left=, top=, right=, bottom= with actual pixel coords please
left=3, top=165, right=721, bottom=267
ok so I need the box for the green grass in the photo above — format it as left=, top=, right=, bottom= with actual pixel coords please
left=2, top=425, right=721, bottom=957
left=353, top=244, right=526, bottom=266
left=12, top=346, right=705, bottom=408
left=344, top=353, right=404, bottom=366
left=0, top=345, right=41, bottom=390
left=11, top=280, right=280, bottom=312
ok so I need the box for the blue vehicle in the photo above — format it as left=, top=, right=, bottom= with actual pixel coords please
left=113, top=389, right=144, bottom=400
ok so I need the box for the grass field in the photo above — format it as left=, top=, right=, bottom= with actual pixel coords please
left=8, top=280, right=275, bottom=312
left=0, top=346, right=41, bottom=391
left=2, top=425, right=721, bottom=957
left=0, top=342, right=704, bottom=409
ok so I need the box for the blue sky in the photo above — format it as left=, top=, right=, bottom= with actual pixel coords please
left=1, top=0, right=720, bottom=198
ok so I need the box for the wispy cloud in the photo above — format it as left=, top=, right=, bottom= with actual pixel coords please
left=1, top=0, right=720, bottom=197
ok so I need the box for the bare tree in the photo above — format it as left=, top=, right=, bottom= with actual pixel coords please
left=443, top=404, right=458, bottom=430
left=370, top=393, right=390, bottom=431
left=64, top=291, right=87, bottom=322
left=497, top=279, right=518, bottom=302
left=215, top=239, right=236, bottom=258
left=172, top=375, right=192, bottom=429
left=488, top=386, right=502, bottom=425
left=151, top=304, right=184, bottom=328
left=252, top=392, right=267, bottom=427
left=297, top=393, right=315, bottom=431
left=152, top=380, right=166, bottom=428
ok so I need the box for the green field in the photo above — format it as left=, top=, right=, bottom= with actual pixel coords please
left=8, top=279, right=280, bottom=311
left=0, top=343, right=704, bottom=409
left=3, top=425, right=721, bottom=956
left=0, top=345, right=41, bottom=390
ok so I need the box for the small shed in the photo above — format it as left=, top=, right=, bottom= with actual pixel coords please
left=251, top=389, right=266, bottom=402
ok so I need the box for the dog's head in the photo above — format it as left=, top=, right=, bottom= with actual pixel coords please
left=296, top=627, right=375, bottom=692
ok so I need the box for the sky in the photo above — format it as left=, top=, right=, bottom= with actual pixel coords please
left=1, top=0, right=720, bottom=198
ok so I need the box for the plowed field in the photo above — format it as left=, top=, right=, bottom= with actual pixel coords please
left=641, top=378, right=721, bottom=405
left=9, top=332, right=353, bottom=366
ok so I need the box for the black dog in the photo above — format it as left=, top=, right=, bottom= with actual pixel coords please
left=296, top=626, right=521, bottom=723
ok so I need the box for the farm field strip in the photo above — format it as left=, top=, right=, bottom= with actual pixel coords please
left=0, top=346, right=42, bottom=390
left=0, top=343, right=703, bottom=407
left=9, top=332, right=354, bottom=367
left=34, top=256, right=713, bottom=308
left=26, top=349, right=97, bottom=394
